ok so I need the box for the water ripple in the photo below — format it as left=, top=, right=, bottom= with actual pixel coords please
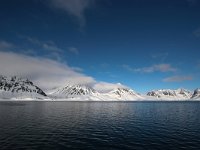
left=0, top=101, right=200, bottom=150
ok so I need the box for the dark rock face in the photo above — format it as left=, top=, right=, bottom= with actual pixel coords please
left=53, top=85, right=97, bottom=96
left=0, top=75, right=46, bottom=96
left=146, top=89, right=192, bottom=99
left=112, top=88, right=139, bottom=97
left=191, top=88, right=200, bottom=99
left=147, top=91, right=161, bottom=98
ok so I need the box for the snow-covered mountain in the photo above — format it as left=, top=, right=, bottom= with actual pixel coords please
left=0, top=75, right=47, bottom=100
left=49, top=85, right=143, bottom=101
left=0, top=75, right=199, bottom=101
left=103, top=88, right=144, bottom=100
left=48, top=84, right=105, bottom=100
left=191, top=88, right=200, bottom=100
left=146, top=88, right=192, bottom=100
left=49, top=84, right=97, bottom=96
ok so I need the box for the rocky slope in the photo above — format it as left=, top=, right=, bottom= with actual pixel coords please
left=147, top=88, right=192, bottom=100
left=0, top=75, right=47, bottom=100
left=191, top=88, right=200, bottom=100
left=105, top=88, right=144, bottom=100
left=0, top=75, right=199, bottom=101
left=49, top=85, right=143, bottom=101
left=48, top=84, right=103, bottom=100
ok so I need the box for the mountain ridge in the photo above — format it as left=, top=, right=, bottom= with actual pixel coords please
left=0, top=75, right=47, bottom=100
left=147, top=88, right=192, bottom=100
left=0, top=75, right=199, bottom=101
left=191, top=88, right=200, bottom=100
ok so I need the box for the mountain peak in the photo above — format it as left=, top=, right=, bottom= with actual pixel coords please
left=0, top=75, right=47, bottom=99
left=147, top=88, right=192, bottom=100
left=107, top=87, right=142, bottom=100
left=50, top=84, right=98, bottom=98
left=191, top=88, right=200, bottom=99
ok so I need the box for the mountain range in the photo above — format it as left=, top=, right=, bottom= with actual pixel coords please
left=147, top=89, right=193, bottom=100
left=0, top=75, right=199, bottom=101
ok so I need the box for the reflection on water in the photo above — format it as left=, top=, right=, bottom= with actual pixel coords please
left=0, top=101, right=200, bottom=150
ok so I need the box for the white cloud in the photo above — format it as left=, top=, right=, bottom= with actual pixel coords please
left=0, top=51, right=128, bottom=93
left=93, top=82, right=127, bottom=93
left=0, top=51, right=95, bottom=90
left=163, top=75, right=193, bottom=82
left=68, top=47, right=79, bottom=55
left=49, top=0, right=94, bottom=27
left=124, top=64, right=177, bottom=73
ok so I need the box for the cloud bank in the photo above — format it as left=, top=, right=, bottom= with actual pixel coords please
left=0, top=51, right=125, bottom=92
left=93, top=82, right=127, bottom=93
left=0, top=51, right=95, bottom=90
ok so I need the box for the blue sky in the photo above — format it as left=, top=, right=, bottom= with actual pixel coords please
left=0, top=0, right=200, bottom=93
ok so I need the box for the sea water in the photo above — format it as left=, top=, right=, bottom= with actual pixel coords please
left=0, top=101, right=200, bottom=150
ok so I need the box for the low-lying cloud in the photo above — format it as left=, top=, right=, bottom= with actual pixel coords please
left=93, top=82, right=127, bottom=93
left=0, top=51, right=124, bottom=92
left=0, top=51, right=95, bottom=90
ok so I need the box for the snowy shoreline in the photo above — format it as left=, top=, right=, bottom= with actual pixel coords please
left=1, top=75, right=200, bottom=101
left=0, top=99, right=200, bottom=102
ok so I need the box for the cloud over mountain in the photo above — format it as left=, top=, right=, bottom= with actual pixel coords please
left=0, top=50, right=125, bottom=92
left=0, top=51, right=95, bottom=90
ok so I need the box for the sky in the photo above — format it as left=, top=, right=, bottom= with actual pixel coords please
left=0, top=0, right=200, bottom=93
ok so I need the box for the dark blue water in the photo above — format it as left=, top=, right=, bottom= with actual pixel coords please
left=0, top=101, right=200, bottom=150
